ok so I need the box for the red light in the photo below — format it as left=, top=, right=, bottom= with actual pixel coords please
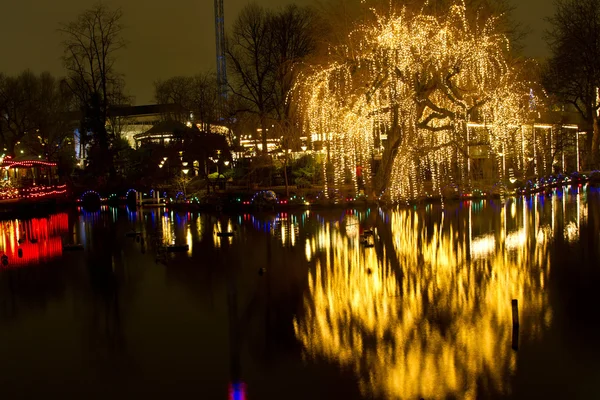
left=0, top=213, right=69, bottom=268
left=0, top=160, right=57, bottom=168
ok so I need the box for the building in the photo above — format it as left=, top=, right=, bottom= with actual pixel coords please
left=73, top=104, right=231, bottom=161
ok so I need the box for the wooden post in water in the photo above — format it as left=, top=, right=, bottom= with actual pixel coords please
left=512, top=299, right=519, bottom=326
left=512, top=299, right=519, bottom=351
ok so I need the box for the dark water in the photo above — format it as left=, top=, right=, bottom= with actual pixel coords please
left=1, top=188, right=600, bottom=399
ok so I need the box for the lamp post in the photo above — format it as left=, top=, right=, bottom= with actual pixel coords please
left=576, top=131, right=585, bottom=171
left=209, top=156, right=219, bottom=176
left=159, top=156, right=169, bottom=185
left=180, top=167, right=190, bottom=199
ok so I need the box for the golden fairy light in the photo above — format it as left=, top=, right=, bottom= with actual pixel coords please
left=295, top=0, right=534, bottom=201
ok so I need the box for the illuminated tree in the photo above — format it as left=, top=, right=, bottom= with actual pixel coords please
left=295, top=0, right=533, bottom=202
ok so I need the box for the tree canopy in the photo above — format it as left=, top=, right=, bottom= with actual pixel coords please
left=0, top=71, right=74, bottom=164
left=544, top=0, right=600, bottom=169
left=154, top=72, right=219, bottom=132
left=226, top=3, right=319, bottom=155
left=59, top=3, right=127, bottom=178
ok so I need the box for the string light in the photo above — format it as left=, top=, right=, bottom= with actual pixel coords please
left=0, top=185, right=67, bottom=200
left=78, top=190, right=101, bottom=202
left=1, top=160, right=57, bottom=168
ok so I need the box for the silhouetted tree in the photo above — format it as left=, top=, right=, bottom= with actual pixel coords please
left=226, top=3, right=318, bottom=155
left=153, top=72, right=219, bottom=132
left=226, top=3, right=275, bottom=155
left=0, top=71, right=74, bottom=166
left=59, top=3, right=127, bottom=180
left=544, top=0, right=600, bottom=169
left=271, top=4, right=319, bottom=121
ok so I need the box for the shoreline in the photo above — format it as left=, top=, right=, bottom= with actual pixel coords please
left=2, top=180, right=598, bottom=220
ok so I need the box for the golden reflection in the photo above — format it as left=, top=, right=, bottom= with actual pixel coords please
left=186, top=226, right=193, bottom=254
left=564, top=222, right=578, bottom=243
left=162, top=214, right=175, bottom=245
left=344, top=214, right=359, bottom=238
left=213, top=218, right=234, bottom=248
left=470, top=234, right=495, bottom=259
left=271, top=213, right=301, bottom=247
left=295, top=201, right=554, bottom=399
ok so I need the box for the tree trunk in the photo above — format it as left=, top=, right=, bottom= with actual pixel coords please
left=260, top=114, right=268, bottom=155
left=375, top=135, right=401, bottom=195
left=283, top=156, right=289, bottom=198
left=374, top=106, right=401, bottom=197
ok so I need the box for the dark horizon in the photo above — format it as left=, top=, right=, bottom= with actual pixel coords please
left=1, top=0, right=551, bottom=105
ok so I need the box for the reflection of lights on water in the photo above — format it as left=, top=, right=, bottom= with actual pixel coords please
left=295, top=204, right=554, bottom=400
left=0, top=214, right=69, bottom=267
left=344, top=215, right=359, bottom=237
left=186, top=227, right=192, bottom=254
left=275, top=217, right=299, bottom=247
left=228, top=382, right=247, bottom=400
left=471, top=234, right=495, bottom=259
left=536, top=225, right=552, bottom=244
left=162, top=214, right=175, bottom=245
left=214, top=219, right=234, bottom=248
left=564, top=222, right=578, bottom=243
left=505, top=229, right=526, bottom=250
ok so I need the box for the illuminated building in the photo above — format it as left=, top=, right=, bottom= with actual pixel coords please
left=72, top=104, right=232, bottom=161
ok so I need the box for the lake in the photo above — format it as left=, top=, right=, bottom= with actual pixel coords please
left=1, top=187, right=600, bottom=399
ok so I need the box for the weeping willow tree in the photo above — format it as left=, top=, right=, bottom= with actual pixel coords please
left=295, top=0, right=536, bottom=202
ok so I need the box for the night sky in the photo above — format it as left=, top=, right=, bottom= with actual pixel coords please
left=1, top=0, right=551, bottom=104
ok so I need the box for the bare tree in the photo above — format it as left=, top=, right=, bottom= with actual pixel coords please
left=226, top=3, right=276, bottom=155
left=154, top=76, right=193, bottom=122
left=0, top=71, right=39, bottom=155
left=271, top=5, right=319, bottom=121
left=544, top=0, right=600, bottom=169
left=227, top=3, right=319, bottom=158
left=191, top=73, right=219, bottom=133
left=154, top=72, right=219, bottom=131
left=58, top=2, right=126, bottom=178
